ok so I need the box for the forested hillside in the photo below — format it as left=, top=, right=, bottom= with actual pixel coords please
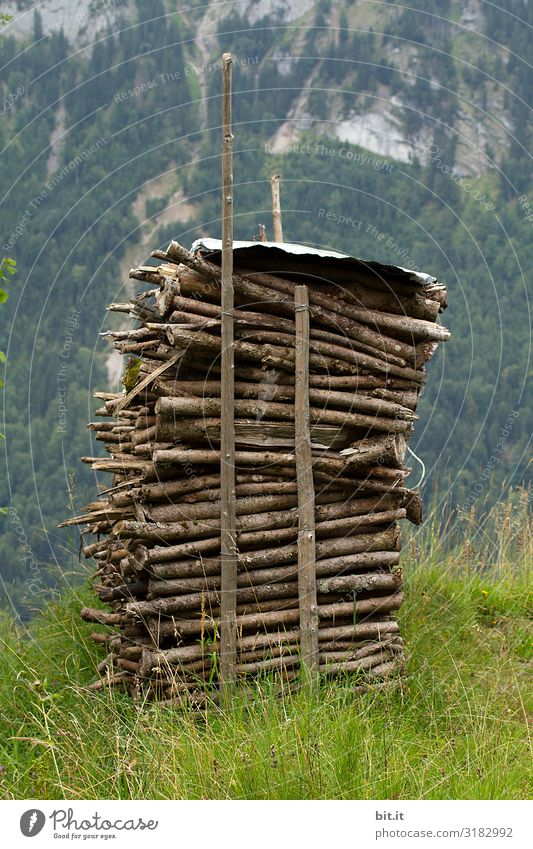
left=0, top=0, right=531, bottom=611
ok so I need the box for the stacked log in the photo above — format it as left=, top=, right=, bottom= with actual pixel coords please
left=65, top=239, right=449, bottom=701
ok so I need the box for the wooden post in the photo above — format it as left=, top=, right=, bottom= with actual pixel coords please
left=219, top=52, right=237, bottom=690
left=294, top=284, right=319, bottom=685
left=270, top=173, right=283, bottom=242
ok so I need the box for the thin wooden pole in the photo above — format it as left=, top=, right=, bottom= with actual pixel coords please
left=219, top=52, right=237, bottom=690
left=294, top=284, right=319, bottom=685
left=270, top=173, right=283, bottom=242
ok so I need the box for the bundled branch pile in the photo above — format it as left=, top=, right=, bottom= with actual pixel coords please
left=65, top=239, right=449, bottom=701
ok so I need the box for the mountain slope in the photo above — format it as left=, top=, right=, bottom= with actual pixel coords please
left=0, top=0, right=531, bottom=606
left=5, top=0, right=530, bottom=177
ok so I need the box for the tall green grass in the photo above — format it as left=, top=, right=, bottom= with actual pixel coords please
left=0, top=491, right=530, bottom=800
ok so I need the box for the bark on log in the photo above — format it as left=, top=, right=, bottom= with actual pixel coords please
left=153, top=378, right=414, bottom=419
left=144, top=491, right=402, bottom=525
left=232, top=326, right=408, bottom=368
left=328, top=279, right=441, bottom=321
left=234, top=647, right=400, bottom=677
left=152, top=446, right=407, bottom=477
left=126, top=573, right=399, bottom=612
left=81, top=607, right=123, bottom=626
left=144, top=525, right=400, bottom=568
left=139, top=571, right=400, bottom=615
left=165, top=320, right=427, bottom=383
left=155, top=417, right=359, bottom=450
left=166, top=252, right=443, bottom=354
left=147, top=609, right=401, bottom=640
left=113, top=502, right=403, bottom=544
left=160, top=241, right=449, bottom=341
left=231, top=368, right=416, bottom=391
left=237, top=263, right=449, bottom=342
left=149, top=549, right=400, bottom=581
left=141, top=630, right=401, bottom=671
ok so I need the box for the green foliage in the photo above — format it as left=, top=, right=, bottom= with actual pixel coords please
left=0, top=255, right=16, bottom=300
left=122, top=356, right=142, bottom=391
left=0, top=7, right=194, bottom=604
left=0, top=496, right=530, bottom=799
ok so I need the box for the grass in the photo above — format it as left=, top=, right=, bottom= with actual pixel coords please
left=0, top=491, right=531, bottom=800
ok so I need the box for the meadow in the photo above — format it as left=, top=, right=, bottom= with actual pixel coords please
left=0, top=491, right=530, bottom=800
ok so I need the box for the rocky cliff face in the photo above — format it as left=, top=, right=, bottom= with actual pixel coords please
left=3, top=0, right=135, bottom=45
left=2, top=0, right=526, bottom=177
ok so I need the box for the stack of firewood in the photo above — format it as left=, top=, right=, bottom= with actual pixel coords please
left=64, top=239, right=449, bottom=701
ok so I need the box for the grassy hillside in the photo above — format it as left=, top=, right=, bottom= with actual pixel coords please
left=0, top=494, right=530, bottom=800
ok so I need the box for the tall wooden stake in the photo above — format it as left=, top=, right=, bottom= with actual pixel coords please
left=294, top=284, right=319, bottom=686
left=270, top=173, right=283, bottom=242
left=219, top=52, right=237, bottom=690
